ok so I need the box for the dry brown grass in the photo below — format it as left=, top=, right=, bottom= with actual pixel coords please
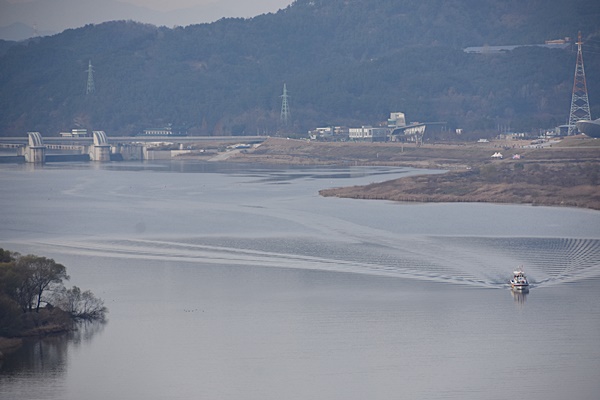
left=320, top=162, right=600, bottom=210
left=228, top=136, right=600, bottom=210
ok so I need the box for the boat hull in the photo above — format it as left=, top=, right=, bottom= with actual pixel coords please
left=511, top=283, right=529, bottom=290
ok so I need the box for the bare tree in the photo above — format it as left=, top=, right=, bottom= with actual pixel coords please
left=16, top=255, right=69, bottom=312
left=55, top=286, right=107, bottom=321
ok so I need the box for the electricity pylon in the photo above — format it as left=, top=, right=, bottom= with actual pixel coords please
left=280, top=83, right=290, bottom=126
left=86, top=60, right=95, bottom=95
left=568, top=32, right=591, bottom=135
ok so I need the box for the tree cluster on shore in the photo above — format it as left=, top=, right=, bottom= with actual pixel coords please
left=0, top=249, right=107, bottom=338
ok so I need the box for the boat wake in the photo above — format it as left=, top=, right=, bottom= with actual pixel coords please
left=17, top=235, right=600, bottom=290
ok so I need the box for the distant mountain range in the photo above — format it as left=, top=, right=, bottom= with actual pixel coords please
left=0, top=0, right=152, bottom=40
left=0, top=0, right=291, bottom=41
left=0, top=0, right=599, bottom=137
left=0, top=22, right=55, bottom=41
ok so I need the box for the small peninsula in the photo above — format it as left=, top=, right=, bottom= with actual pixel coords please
left=227, top=136, right=600, bottom=210
left=0, top=249, right=107, bottom=357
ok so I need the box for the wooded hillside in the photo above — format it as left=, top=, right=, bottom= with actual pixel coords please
left=0, top=0, right=599, bottom=137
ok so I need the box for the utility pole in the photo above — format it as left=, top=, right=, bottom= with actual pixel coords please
left=86, top=60, right=95, bottom=95
left=568, top=32, right=591, bottom=135
left=280, top=83, right=290, bottom=127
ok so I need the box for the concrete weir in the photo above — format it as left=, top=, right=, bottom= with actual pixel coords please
left=14, top=131, right=114, bottom=163
left=24, top=132, right=46, bottom=163
left=90, top=131, right=111, bottom=161
left=1, top=134, right=267, bottom=163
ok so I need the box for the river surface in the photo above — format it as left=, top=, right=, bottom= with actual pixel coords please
left=1, top=161, right=599, bottom=400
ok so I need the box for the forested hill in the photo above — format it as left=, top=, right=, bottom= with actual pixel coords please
left=1, top=0, right=599, bottom=137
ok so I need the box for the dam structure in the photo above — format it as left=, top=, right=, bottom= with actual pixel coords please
left=0, top=131, right=132, bottom=164
left=15, top=131, right=117, bottom=164
left=0, top=133, right=267, bottom=164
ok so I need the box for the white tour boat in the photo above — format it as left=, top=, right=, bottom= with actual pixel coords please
left=510, top=267, right=529, bottom=290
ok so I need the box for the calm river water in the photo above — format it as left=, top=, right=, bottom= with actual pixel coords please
left=1, top=161, right=599, bottom=400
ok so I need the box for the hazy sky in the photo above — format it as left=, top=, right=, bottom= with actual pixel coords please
left=0, top=0, right=294, bottom=39
left=4, top=0, right=293, bottom=13
left=123, top=0, right=292, bottom=12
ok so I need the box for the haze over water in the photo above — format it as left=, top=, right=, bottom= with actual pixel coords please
left=1, top=161, right=599, bottom=400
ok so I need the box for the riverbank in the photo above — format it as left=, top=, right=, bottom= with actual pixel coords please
left=226, top=137, right=491, bottom=168
left=319, top=163, right=600, bottom=210
left=0, top=337, right=23, bottom=359
left=226, top=136, right=600, bottom=210
left=0, top=249, right=107, bottom=357
left=0, top=322, right=74, bottom=358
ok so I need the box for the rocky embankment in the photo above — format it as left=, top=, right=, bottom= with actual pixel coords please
left=229, top=137, right=600, bottom=210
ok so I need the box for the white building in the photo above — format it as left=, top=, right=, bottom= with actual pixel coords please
left=59, top=129, right=89, bottom=138
left=141, top=125, right=187, bottom=136
left=308, top=126, right=349, bottom=141
left=309, top=127, right=333, bottom=140
left=349, top=126, right=389, bottom=141
left=388, top=112, right=406, bottom=128
left=143, top=127, right=174, bottom=136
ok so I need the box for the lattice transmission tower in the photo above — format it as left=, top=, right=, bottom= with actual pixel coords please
left=280, top=83, right=290, bottom=126
left=86, top=60, right=95, bottom=95
left=568, top=32, right=591, bottom=135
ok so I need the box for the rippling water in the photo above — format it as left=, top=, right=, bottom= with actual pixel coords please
left=1, top=161, right=599, bottom=400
